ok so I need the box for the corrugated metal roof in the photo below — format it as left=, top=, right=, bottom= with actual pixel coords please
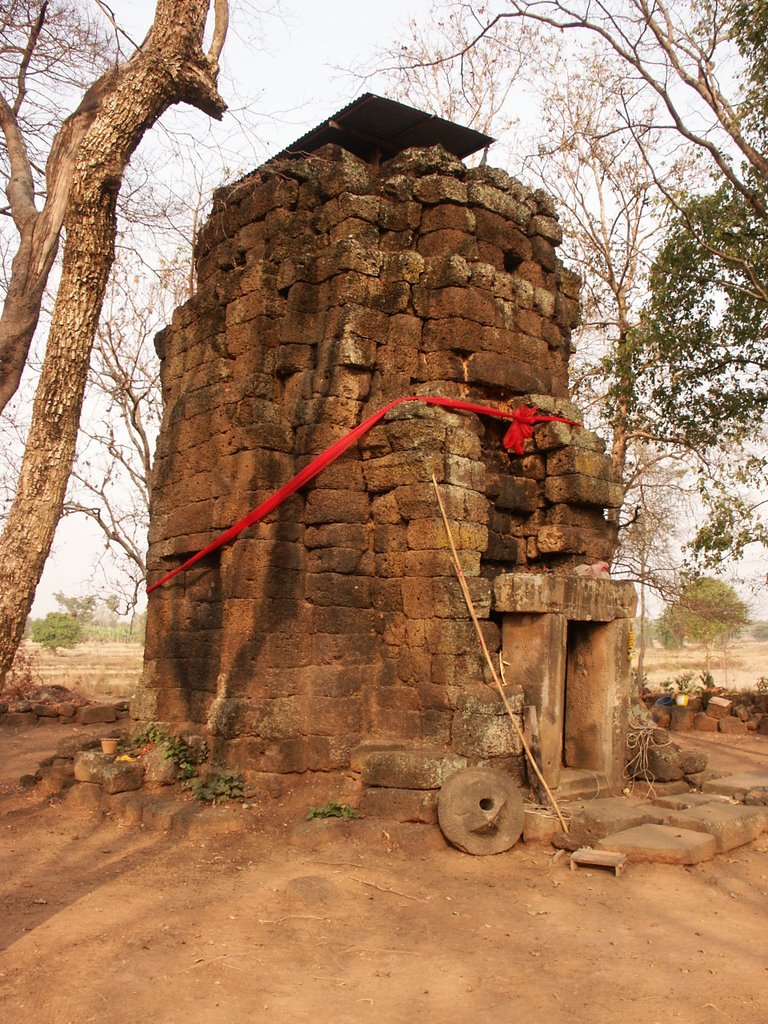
left=273, top=93, right=494, bottom=163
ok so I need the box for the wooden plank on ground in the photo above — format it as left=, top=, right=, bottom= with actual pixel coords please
left=570, top=848, right=627, bottom=876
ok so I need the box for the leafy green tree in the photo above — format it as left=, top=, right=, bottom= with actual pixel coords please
left=652, top=608, right=683, bottom=651
left=31, top=612, right=82, bottom=651
left=53, top=592, right=98, bottom=623
left=668, top=577, right=749, bottom=673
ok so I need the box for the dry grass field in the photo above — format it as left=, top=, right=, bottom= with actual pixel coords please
left=14, top=636, right=768, bottom=702
left=639, top=637, right=768, bottom=692
left=19, top=640, right=143, bottom=699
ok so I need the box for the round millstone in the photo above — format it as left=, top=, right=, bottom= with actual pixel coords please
left=437, top=767, right=524, bottom=855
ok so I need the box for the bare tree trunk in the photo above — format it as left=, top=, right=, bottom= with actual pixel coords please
left=0, top=0, right=228, bottom=683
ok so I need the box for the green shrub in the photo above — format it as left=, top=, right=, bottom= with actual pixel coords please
left=31, top=613, right=82, bottom=651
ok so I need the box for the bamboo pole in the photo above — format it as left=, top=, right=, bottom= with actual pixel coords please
left=431, top=474, right=569, bottom=834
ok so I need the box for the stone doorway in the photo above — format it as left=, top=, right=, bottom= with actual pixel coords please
left=495, top=574, right=636, bottom=793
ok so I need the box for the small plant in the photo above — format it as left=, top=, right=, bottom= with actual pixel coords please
left=163, top=734, right=208, bottom=781
left=133, top=723, right=171, bottom=748
left=662, top=672, right=699, bottom=696
left=1, top=646, right=43, bottom=700
left=699, top=670, right=716, bottom=690
left=184, top=769, right=244, bottom=804
left=756, top=677, right=768, bottom=695
left=306, top=801, right=361, bottom=821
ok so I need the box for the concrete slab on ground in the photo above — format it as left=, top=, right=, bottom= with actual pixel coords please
left=701, top=772, right=768, bottom=799
left=664, top=803, right=768, bottom=853
left=597, top=823, right=716, bottom=864
left=565, top=796, right=666, bottom=846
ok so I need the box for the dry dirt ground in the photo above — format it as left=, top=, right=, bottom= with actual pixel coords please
left=1, top=722, right=767, bottom=1024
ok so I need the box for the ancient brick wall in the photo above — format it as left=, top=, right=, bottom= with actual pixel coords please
left=136, top=142, right=622, bottom=778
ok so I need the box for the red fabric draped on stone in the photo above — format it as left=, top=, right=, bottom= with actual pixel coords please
left=146, top=396, right=579, bottom=593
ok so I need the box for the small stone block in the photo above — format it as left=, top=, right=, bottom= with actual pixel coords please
left=705, top=696, right=732, bottom=720
left=100, top=761, right=145, bottom=795
left=686, top=770, right=725, bottom=788
left=33, top=703, right=58, bottom=718
left=693, top=712, right=718, bottom=732
left=63, top=782, right=105, bottom=814
left=597, top=824, right=716, bottom=864
left=359, top=787, right=438, bottom=824
left=361, top=749, right=468, bottom=790
left=570, top=848, right=627, bottom=876
left=669, top=706, right=694, bottom=732
left=718, top=716, right=747, bottom=734
left=141, top=799, right=189, bottom=831
left=104, top=792, right=147, bottom=826
left=523, top=808, right=560, bottom=844
left=76, top=704, right=118, bottom=725
left=73, top=750, right=112, bottom=784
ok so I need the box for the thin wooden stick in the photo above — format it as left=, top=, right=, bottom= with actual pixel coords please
left=431, top=474, right=569, bottom=834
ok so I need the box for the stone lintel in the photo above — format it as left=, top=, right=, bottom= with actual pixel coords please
left=493, top=573, right=636, bottom=621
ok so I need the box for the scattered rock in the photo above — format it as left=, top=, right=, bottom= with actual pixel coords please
left=719, top=716, right=747, bottom=734
left=645, top=742, right=685, bottom=782
left=679, top=750, right=708, bottom=775
left=693, top=712, right=718, bottom=732
left=705, top=696, right=733, bottom=720
left=76, top=704, right=117, bottom=725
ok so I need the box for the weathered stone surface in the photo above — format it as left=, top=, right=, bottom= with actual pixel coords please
left=705, top=696, right=733, bottom=720
left=669, top=706, right=694, bottom=732
left=694, top=712, right=718, bottom=732
left=0, top=711, right=35, bottom=728
left=523, top=808, right=560, bottom=844
left=702, top=771, right=768, bottom=798
left=718, top=716, right=747, bottom=734
left=679, top=750, right=708, bottom=775
left=544, top=474, right=624, bottom=508
left=493, top=574, right=636, bottom=621
left=645, top=742, right=685, bottom=782
left=143, top=747, right=179, bottom=786
left=598, top=824, right=716, bottom=864
left=437, top=766, right=524, bottom=855
left=33, top=703, right=58, bottom=718
left=73, top=750, right=113, bottom=785
left=565, top=797, right=664, bottom=846
left=76, top=704, right=117, bottom=725
left=361, top=749, right=468, bottom=790
left=100, top=761, right=145, bottom=795
left=63, top=782, right=104, bottom=814
left=652, top=792, right=730, bottom=811
left=359, top=787, right=438, bottom=823
left=665, top=804, right=768, bottom=853
left=138, top=136, right=629, bottom=776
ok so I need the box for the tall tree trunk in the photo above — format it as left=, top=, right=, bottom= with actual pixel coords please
left=0, top=0, right=227, bottom=683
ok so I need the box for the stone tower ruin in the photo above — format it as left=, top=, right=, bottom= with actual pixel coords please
left=136, top=95, right=636, bottom=796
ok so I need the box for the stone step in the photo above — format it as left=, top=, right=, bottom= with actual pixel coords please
left=701, top=771, right=768, bottom=801
left=552, top=768, right=612, bottom=801
left=563, top=795, right=665, bottom=846
left=663, top=803, right=768, bottom=854
left=597, top=823, right=717, bottom=864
